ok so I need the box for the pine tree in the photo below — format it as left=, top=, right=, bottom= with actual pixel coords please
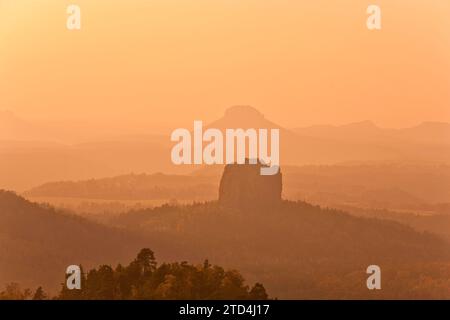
left=249, top=283, right=268, bottom=300
left=136, top=248, right=157, bottom=274
left=32, top=287, right=47, bottom=300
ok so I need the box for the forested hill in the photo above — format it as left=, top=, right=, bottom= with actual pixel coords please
left=112, top=200, right=450, bottom=298
left=0, top=190, right=148, bottom=291
left=2, top=189, right=449, bottom=298
left=24, top=173, right=217, bottom=200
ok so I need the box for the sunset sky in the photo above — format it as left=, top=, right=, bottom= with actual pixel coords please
left=0, top=0, right=449, bottom=130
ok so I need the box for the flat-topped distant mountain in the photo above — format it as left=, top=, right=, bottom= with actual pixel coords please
left=209, top=105, right=281, bottom=129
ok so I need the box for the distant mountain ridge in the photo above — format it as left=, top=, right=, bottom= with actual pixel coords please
left=24, top=163, right=450, bottom=209
left=0, top=110, right=54, bottom=142
left=2, top=106, right=450, bottom=191
left=24, top=173, right=218, bottom=201
left=293, top=120, right=450, bottom=144
left=3, top=108, right=449, bottom=144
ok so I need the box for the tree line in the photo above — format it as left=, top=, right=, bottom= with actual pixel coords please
left=0, top=248, right=268, bottom=300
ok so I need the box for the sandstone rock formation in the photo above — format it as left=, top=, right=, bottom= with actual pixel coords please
left=218, top=160, right=282, bottom=210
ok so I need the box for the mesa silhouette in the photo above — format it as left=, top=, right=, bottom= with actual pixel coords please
left=219, top=160, right=282, bottom=210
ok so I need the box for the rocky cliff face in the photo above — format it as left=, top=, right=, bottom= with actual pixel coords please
left=218, top=161, right=282, bottom=210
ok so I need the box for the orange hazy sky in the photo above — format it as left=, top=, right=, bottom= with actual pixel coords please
left=0, top=0, right=449, bottom=130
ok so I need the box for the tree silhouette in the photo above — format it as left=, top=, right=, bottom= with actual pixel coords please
left=249, top=283, right=268, bottom=300
left=136, top=248, right=157, bottom=274
left=32, top=287, right=47, bottom=300
left=57, top=248, right=268, bottom=300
